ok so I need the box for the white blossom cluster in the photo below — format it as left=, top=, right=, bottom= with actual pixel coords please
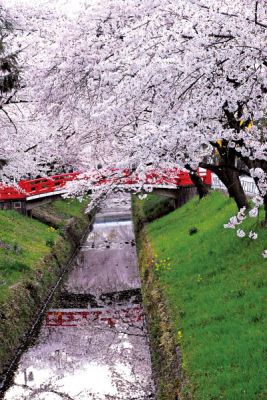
left=224, top=207, right=246, bottom=229
left=224, top=196, right=265, bottom=252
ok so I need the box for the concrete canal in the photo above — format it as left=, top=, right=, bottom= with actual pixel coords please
left=3, top=196, right=155, bottom=400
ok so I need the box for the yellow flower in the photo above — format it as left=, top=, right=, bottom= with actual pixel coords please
left=168, top=263, right=170, bottom=266
left=164, top=260, right=166, bottom=262
left=167, top=257, right=170, bottom=260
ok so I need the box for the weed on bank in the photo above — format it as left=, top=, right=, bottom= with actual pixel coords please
left=143, top=191, right=267, bottom=400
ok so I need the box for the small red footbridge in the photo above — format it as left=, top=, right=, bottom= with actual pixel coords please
left=0, top=168, right=211, bottom=201
left=44, top=306, right=143, bottom=328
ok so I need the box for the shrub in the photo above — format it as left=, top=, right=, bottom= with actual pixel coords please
left=189, top=226, right=198, bottom=235
left=45, top=237, right=55, bottom=248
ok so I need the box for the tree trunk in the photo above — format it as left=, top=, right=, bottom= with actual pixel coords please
left=224, top=150, right=251, bottom=210
left=262, top=194, right=267, bottom=226
left=0, top=159, right=7, bottom=170
left=189, top=171, right=209, bottom=199
left=201, top=144, right=250, bottom=209
left=225, top=168, right=250, bottom=210
left=211, top=167, right=236, bottom=198
left=199, top=162, right=250, bottom=210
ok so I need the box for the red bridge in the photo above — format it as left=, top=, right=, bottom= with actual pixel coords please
left=0, top=168, right=211, bottom=200
left=44, top=306, right=143, bottom=328
left=0, top=168, right=211, bottom=215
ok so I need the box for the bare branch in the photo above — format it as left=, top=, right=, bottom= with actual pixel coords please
left=255, top=1, right=267, bottom=28
left=0, top=107, right=17, bottom=133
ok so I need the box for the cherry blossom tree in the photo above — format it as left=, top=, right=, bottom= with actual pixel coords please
left=24, top=0, right=266, bottom=211
left=3, top=0, right=267, bottom=247
left=0, top=0, right=84, bottom=183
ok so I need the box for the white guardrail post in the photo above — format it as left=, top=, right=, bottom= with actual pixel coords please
left=211, top=174, right=259, bottom=196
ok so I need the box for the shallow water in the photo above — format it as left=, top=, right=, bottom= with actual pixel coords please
left=3, top=196, right=155, bottom=400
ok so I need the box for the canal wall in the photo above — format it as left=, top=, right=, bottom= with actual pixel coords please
left=0, top=201, right=95, bottom=384
left=132, top=195, right=188, bottom=400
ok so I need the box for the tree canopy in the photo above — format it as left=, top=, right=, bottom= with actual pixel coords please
left=1, top=0, right=267, bottom=246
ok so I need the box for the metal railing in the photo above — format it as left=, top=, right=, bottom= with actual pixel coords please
left=211, top=174, right=259, bottom=196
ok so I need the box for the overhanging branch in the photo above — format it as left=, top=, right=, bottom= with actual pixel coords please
left=199, top=162, right=250, bottom=176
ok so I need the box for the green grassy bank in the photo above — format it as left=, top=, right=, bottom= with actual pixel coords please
left=0, top=198, right=92, bottom=378
left=133, top=192, right=267, bottom=400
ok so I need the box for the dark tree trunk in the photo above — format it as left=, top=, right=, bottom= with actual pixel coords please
left=200, top=160, right=250, bottom=210
left=0, top=159, right=7, bottom=170
left=225, top=168, right=250, bottom=210
left=211, top=167, right=237, bottom=198
left=262, top=194, right=267, bottom=226
left=188, top=171, right=209, bottom=199
left=225, top=150, right=250, bottom=210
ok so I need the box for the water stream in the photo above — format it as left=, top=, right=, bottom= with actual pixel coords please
left=2, top=196, right=155, bottom=400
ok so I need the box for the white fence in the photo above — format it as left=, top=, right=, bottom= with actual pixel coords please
left=211, top=174, right=259, bottom=196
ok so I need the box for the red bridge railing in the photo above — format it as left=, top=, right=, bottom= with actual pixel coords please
left=0, top=168, right=211, bottom=200
left=44, top=306, right=143, bottom=328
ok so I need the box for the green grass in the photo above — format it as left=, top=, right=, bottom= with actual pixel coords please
left=39, top=197, right=88, bottom=220
left=0, top=210, right=62, bottom=301
left=0, top=198, right=88, bottom=301
left=144, top=191, right=267, bottom=400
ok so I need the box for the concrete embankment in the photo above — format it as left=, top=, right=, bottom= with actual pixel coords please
left=0, top=199, right=95, bottom=388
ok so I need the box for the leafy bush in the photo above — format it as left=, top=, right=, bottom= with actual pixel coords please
left=45, top=237, right=55, bottom=248
left=189, top=226, right=198, bottom=235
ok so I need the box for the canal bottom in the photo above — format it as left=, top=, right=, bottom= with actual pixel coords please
left=3, top=202, right=155, bottom=400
